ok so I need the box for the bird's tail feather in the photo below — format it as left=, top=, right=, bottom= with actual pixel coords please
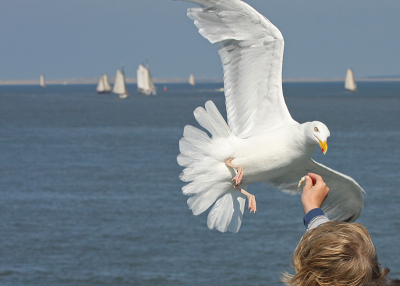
left=193, top=101, right=232, bottom=138
left=207, top=189, right=246, bottom=233
left=178, top=100, right=245, bottom=233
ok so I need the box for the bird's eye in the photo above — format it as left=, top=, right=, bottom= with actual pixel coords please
left=314, top=127, right=319, bottom=132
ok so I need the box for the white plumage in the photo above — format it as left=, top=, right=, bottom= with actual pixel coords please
left=177, top=0, right=364, bottom=233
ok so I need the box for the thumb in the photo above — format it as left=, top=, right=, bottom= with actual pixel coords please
left=304, top=175, right=312, bottom=189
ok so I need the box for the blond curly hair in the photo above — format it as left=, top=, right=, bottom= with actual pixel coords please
left=282, top=222, right=389, bottom=286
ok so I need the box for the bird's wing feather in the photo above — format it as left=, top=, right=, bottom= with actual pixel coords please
left=184, top=0, right=295, bottom=138
left=268, top=159, right=364, bottom=223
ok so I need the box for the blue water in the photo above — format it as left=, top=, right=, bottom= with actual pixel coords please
left=0, top=82, right=399, bottom=285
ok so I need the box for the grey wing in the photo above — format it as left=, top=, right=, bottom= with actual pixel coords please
left=183, top=0, right=295, bottom=138
left=268, top=159, right=365, bottom=223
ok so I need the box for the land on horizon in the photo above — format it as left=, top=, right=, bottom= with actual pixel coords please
left=1, top=76, right=400, bottom=86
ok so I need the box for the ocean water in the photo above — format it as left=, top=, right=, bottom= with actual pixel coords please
left=0, top=82, right=399, bottom=285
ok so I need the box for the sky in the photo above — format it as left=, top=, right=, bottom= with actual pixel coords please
left=1, top=0, right=400, bottom=81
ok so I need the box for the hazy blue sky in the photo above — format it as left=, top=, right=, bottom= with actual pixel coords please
left=1, top=0, right=399, bottom=80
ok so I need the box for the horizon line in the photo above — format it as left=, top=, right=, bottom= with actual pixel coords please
left=1, top=76, right=400, bottom=86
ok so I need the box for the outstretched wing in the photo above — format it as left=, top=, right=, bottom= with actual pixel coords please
left=184, top=0, right=296, bottom=138
left=268, top=160, right=365, bottom=222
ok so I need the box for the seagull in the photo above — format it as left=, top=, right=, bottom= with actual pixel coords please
left=177, top=0, right=364, bottom=233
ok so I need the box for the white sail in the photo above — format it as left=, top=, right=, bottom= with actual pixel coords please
left=148, top=68, right=156, bottom=95
left=137, top=65, right=147, bottom=90
left=189, top=74, right=195, bottom=86
left=96, top=76, right=105, bottom=93
left=102, top=74, right=111, bottom=92
left=113, top=69, right=128, bottom=98
left=137, top=64, right=156, bottom=96
left=96, top=74, right=111, bottom=93
left=345, top=69, right=357, bottom=91
left=40, top=74, right=46, bottom=88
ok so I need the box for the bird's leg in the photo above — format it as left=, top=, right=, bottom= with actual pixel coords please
left=225, top=157, right=244, bottom=186
left=234, top=185, right=256, bottom=213
left=225, top=158, right=255, bottom=213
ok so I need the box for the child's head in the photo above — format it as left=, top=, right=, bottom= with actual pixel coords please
left=283, top=222, right=389, bottom=286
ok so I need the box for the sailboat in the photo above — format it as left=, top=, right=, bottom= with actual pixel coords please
left=345, top=69, right=357, bottom=92
left=113, top=68, right=129, bottom=99
left=40, top=74, right=46, bottom=88
left=96, top=74, right=111, bottom=94
left=189, top=74, right=195, bottom=86
left=137, top=64, right=156, bottom=96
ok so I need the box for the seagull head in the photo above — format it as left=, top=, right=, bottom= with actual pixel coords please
left=306, top=121, right=330, bottom=155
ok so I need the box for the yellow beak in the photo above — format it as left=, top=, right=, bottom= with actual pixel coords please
left=317, top=138, right=328, bottom=155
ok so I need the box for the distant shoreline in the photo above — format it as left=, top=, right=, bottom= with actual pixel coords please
left=0, top=77, right=400, bottom=86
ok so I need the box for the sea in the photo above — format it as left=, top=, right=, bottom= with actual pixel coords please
left=0, top=81, right=399, bottom=285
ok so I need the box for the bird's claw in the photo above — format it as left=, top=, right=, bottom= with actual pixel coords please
left=232, top=167, right=244, bottom=186
left=225, top=157, right=244, bottom=186
left=248, top=194, right=257, bottom=213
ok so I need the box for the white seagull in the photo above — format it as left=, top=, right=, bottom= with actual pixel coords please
left=177, top=0, right=364, bottom=233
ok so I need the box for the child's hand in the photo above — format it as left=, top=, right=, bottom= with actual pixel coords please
left=301, top=173, right=330, bottom=214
